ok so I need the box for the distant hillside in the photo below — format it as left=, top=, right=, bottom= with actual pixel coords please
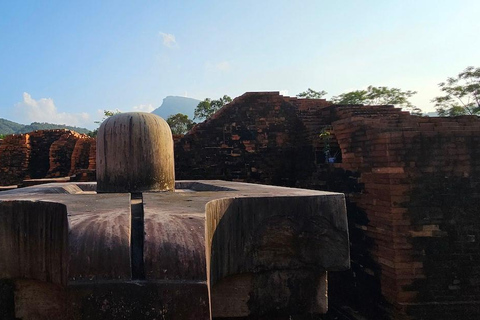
left=0, top=118, right=91, bottom=135
left=151, top=96, right=200, bottom=120
left=0, top=118, right=24, bottom=134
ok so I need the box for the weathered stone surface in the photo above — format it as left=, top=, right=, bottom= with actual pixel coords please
left=10, top=279, right=210, bottom=320
left=0, top=201, right=68, bottom=286
left=66, top=281, right=210, bottom=320
left=143, top=193, right=206, bottom=281
left=0, top=180, right=349, bottom=319
left=96, top=112, right=175, bottom=192
left=0, top=279, right=15, bottom=320
left=0, top=187, right=131, bottom=282
left=206, top=196, right=348, bottom=281
left=14, top=280, right=67, bottom=320
left=205, top=195, right=347, bottom=317
left=66, top=193, right=131, bottom=281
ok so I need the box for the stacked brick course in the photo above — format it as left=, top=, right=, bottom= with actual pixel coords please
left=0, top=134, right=31, bottom=185
left=327, top=107, right=480, bottom=319
left=28, top=130, right=69, bottom=179
left=175, top=92, right=315, bottom=186
left=0, top=130, right=96, bottom=186
left=69, top=136, right=94, bottom=175
left=48, top=131, right=85, bottom=177
left=69, top=136, right=96, bottom=181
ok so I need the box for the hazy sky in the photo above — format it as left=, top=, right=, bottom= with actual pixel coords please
left=1, top=0, right=478, bottom=129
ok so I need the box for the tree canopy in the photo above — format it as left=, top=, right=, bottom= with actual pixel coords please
left=332, top=85, right=422, bottom=115
left=296, top=88, right=328, bottom=99
left=194, top=95, right=232, bottom=121
left=432, top=66, right=480, bottom=116
left=89, top=109, right=122, bottom=137
left=166, top=113, right=195, bottom=135
left=94, top=109, right=122, bottom=124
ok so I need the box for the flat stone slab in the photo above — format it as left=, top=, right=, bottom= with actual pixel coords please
left=0, top=185, right=17, bottom=191
left=22, top=177, right=72, bottom=186
left=0, top=180, right=349, bottom=319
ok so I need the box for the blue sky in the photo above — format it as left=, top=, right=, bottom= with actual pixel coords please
left=1, top=0, right=478, bottom=129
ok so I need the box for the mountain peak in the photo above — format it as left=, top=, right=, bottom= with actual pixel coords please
left=152, top=96, right=200, bottom=120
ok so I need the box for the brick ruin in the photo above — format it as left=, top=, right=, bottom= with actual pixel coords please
left=0, top=93, right=479, bottom=319
left=175, top=92, right=480, bottom=319
left=0, top=129, right=96, bottom=186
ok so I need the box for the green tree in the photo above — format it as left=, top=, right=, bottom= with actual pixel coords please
left=194, top=95, right=232, bottom=121
left=94, top=109, right=122, bottom=124
left=89, top=109, right=122, bottom=137
left=296, top=88, right=328, bottom=99
left=166, top=113, right=195, bottom=135
left=432, top=66, right=480, bottom=116
left=333, top=85, right=422, bottom=115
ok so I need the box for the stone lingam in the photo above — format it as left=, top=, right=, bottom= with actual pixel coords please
left=0, top=112, right=350, bottom=319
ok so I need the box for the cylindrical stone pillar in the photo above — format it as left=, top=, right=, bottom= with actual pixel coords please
left=96, top=112, right=175, bottom=192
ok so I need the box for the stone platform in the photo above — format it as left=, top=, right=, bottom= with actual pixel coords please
left=0, top=180, right=349, bottom=319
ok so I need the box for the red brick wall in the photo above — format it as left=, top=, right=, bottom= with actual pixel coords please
left=174, top=92, right=316, bottom=186
left=329, top=108, right=480, bottom=319
left=69, top=136, right=95, bottom=176
left=47, top=131, right=85, bottom=177
left=0, top=134, right=31, bottom=185
left=0, top=130, right=95, bottom=185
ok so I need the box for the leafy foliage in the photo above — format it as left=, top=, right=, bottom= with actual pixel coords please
left=194, top=95, right=232, bottom=121
left=166, top=113, right=195, bottom=135
left=19, top=122, right=90, bottom=134
left=89, top=109, right=122, bottom=137
left=332, top=86, right=422, bottom=115
left=319, top=128, right=332, bottom=162
left=432, top=66, right=480, bottom=116
left=296, top=88, right=328, bottom=99
left=94, top=109, right=122, bottom=124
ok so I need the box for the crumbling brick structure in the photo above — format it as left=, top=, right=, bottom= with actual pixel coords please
left=327, top=107, right=480, bottom=319
left=0, top=130, right=96, bottom=186
left=0, top=134, right=31, bottom=186
left=175, top=92, right=480, bottom=319
left=175, top=92, right=326, bottom=186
